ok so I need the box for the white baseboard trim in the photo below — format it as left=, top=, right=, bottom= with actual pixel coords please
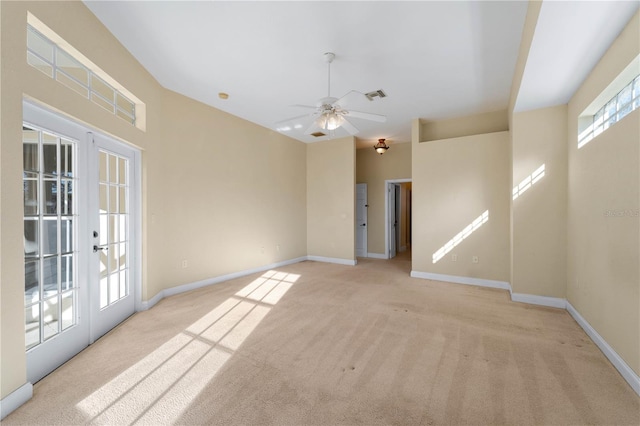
left=566, top=302, right=640, bottom=396
left=367, top=252, right=387, bottom=259
left=410, top=270, right=639, bottom=396
left=307, top=255, right=357, bottom=266
left=410, top=271, right=511, bottom=290
left=139, top=256, right=308, bottom=311
left=0, top=382, right=33, bottom=420
left=511, top=292, right=567, bottom=309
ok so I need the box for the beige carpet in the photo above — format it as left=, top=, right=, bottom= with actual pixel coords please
left=5, top=253, right=640, bottom=425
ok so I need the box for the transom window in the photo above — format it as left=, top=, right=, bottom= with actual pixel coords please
left=578, top=74, right=640, bottom=148
left=26, top=25, right=136, bottom=126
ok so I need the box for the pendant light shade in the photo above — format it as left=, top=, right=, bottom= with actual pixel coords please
left=315, top=112, right=345, bottom=131
left=374, top=138, right=389, bottom=155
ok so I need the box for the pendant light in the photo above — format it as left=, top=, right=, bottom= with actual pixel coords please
left=374, top=139, right=389, bottom=155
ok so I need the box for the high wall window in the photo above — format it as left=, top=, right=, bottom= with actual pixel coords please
left=578, top=74, right=640, bottom=148
left=27, top=25, right=137, bottom=127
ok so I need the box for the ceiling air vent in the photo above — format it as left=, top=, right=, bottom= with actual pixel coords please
left=310, top=131, right=326, bottom=137
left=365, top=89, right=387, bottom=101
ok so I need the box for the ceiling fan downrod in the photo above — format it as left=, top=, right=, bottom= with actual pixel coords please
left=324, top=52, right=335, bottom=98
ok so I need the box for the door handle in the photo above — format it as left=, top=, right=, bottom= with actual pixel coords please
left=93, top=245, right=108, bottom=253
left=361, top=223, right=366, bottom=226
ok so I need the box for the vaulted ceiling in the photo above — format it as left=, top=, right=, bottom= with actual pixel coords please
left=84, top=1, right=638, bottom=147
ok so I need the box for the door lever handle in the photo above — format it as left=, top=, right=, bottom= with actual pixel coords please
left=93, top=245, right=108, bottom=252
left=361, top=223, right=366, bottom=226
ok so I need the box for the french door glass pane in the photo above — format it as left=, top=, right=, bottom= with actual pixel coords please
left=25, top=305, right=40, bottom=351
left=23, top=124, right=78, bottom=351
left=24, top=180, right=39, bottom=215
left=61, top=291, right=75, bottom=331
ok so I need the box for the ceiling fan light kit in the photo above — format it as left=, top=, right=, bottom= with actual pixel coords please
left=374, top=138, right=389, bottom=155
left=277, top=52, right=386, bottom=137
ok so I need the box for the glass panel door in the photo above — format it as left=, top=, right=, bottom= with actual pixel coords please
left=23, top=101, right=139, bottom=383
left=90, top=134, right=137, bottom=342
left=23, top=125, right=78, bottom=350
left=98, top=150, right=130, bottom=309
left=23, top=101, right=91, bottom=384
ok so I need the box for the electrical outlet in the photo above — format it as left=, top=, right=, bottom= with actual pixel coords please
left=181, top=260, right=188, bottom=268
left=276, top=244, right=280, bottom=252
left=452, top=254, right=457, bottom=262
left=472, top=256, right=479, bottom=264
left=260, top=246, right=265, bottom=254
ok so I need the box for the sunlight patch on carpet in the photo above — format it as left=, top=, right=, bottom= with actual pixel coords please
left=77, top=270, right=299, bottom=423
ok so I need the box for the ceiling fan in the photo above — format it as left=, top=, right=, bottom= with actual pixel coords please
left=277, top=52, right=386, bottom=135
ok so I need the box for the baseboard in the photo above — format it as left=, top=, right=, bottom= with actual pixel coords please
left=139, top=256, right=308, bottom=311
left=410, top=271, right=639, bottom=396
left=410, top=271, right=511, bottom=290
left=566, top=302, right=640, bottom=396
left=139, top=290, right=164, bottom=311
left=0, top=382, right=33, bottom=420
left=367, top=252, right=387, bottom=259
left=511, top=292, right=566, bottom=309
left=307, top=255, right=357, bottom=266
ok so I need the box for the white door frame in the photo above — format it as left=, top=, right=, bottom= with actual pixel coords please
left=23, top=100, right=142, bottom=381
left=384, top=179, right=411, bottom=259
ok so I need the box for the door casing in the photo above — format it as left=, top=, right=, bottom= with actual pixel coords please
left=385, top=179, right=411, bottom=260
left=22, top=100, right=141, bottom=382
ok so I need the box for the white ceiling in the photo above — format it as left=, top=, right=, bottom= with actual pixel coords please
left=515, top=0, right=639, bottom=112
left=83, top=1, right=637, bottom=148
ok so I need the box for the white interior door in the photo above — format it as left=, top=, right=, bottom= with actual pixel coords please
left=356, top=184, right=368, bottom=257
left=388, top=183, right=397, bottom=259
left=89, top=133, right=138, bottom=342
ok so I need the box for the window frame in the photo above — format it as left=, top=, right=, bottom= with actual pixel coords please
left=26, top=25, right=137, bottom=127
left=578, top=74, right=640, bottom=148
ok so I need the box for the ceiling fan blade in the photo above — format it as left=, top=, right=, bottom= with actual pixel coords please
left=304, top=120, right=320, bottom=135
left=334, top=90, right=367, bottom=108
left=275, top=113, right=314, bottom=125
left=291, top=104, right=318, bottom=110
left=344, top=110, right=387, bottom=123
left=341, top=118, right=359, bottom=135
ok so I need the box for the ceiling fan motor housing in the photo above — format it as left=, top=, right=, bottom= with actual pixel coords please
left=317, top=96, right=338, bottom=108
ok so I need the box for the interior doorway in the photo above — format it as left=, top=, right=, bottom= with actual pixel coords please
left=355, top=183, right=368, bottom=258
left=385, top=179, right=412, bottom=259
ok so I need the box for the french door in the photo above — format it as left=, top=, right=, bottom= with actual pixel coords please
left=89, top=133, right=137, bottom=341
left=23, top=101, right=139, bottom=383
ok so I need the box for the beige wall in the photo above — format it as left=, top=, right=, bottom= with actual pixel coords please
left=421, top=109, right=508, bottom=142
left=147, top=90, right=308, bottom=299
left=411, top=130, right=511, bottom=282
left=307, top=137, right=356, bottom=261
left=511, top=105, right=567, bottom=297
left=508, top=0, right=543, bottom=288
left=0, top=1, right=307, bottom=400
left=567, top=10, right=639, bottom=375
left=355, top=142, right=411, bottom=255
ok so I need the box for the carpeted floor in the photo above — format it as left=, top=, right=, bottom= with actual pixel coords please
left=5, top=252, right=640, bottom=425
